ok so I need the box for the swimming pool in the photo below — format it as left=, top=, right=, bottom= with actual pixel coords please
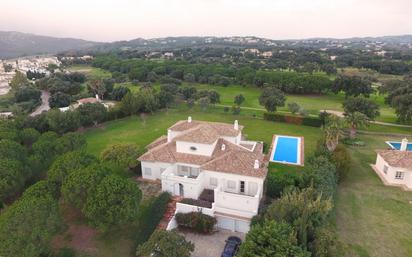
left=270, top=135, right=303, bottom=165
left=386, top=141, right=412, bottom=151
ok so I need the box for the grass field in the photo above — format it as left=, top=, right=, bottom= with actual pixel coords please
left=66, top=65, right=112, bottom=80
left=336, top=133, right=412, bottom=257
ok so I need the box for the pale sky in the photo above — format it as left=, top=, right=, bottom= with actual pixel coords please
left=1, top=0, right=411, bottom=42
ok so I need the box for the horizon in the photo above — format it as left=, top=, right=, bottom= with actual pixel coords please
left=1, top=0, right=412, bottom=42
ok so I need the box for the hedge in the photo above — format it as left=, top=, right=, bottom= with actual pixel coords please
left=133, top=192, right=171, bottom=249
left=263, top=112, right=322, bottom=127
left=175, top=212, right=216, bottom=234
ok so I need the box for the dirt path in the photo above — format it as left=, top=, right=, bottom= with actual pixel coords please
left=30, top=90, right=50, bottom=116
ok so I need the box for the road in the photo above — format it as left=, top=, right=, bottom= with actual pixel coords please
left=30, top=90, right=50, bottom=116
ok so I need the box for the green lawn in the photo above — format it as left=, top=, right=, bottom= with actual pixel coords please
left=66, top=65, right=112, bottom=80
left=336, top=133, right=412, bottom=257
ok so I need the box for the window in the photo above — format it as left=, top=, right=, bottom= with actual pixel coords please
left=190, top=146, right=197, bottom=151
left=144, top=168, right=152, bottom=176
left=240, top=181, right=245, bottom=193
left=210, top=177, right=218, bottom=187
left=227, top=180, right=236, bottom=190
left=395, top=171, right=405, bottom=180
left=383, top=165, right=388, bottom=174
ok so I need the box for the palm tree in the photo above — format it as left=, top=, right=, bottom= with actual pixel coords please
left=323, top=115, right=345, bottom=151
left=345, top=111, right=369, bottom=139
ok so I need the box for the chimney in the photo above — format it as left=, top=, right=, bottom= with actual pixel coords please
left=254, top=159, right=259, bottom=169
left=221, top=144, right=226, bottom=151
left=400, top=138, right=409, bottom=151
left=188, top=116, right=192, bottom=123
left=167, top=129, right=172, bottom=143
left=234, top=120, right=239, bottom=130
left=95, top=94, right=100, bottom=101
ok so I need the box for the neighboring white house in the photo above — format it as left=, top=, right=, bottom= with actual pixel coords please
left=372, top=139, right=412, bottom=191
left=138, top=117, right=268, bottom=233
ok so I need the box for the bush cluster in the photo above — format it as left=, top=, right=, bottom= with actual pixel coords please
left=175, top=212, right=216, bottom=234
left=263, top=112, right=322, bottom=127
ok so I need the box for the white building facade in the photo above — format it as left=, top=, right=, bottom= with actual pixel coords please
left=372, top=138, right=412, bottom=190
left=139, top=118, right=268, bottom=233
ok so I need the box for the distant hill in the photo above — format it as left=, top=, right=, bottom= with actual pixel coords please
left=0, top=31, right=101, bottom=59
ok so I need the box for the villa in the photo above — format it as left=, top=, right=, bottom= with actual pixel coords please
left=138, top=117, right=268, bottom=233
left=372, top=138, right=412, bottom=190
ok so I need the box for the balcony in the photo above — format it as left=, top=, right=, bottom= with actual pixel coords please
left=213, top=185, right=261, bottom=219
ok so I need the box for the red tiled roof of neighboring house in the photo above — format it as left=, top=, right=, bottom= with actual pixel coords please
left=376, top=150, right=412, bottom=169
left=146, top=135, right=168, bottom=150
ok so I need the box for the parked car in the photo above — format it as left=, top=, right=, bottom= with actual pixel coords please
left=221, top=236, right=242, bottom=257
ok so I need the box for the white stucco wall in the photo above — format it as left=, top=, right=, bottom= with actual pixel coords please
left=141, top=161, right=171, bottom=180
left=176, top=140, right=217, bottom=156
left=161, top=172, right=205, bottom=199
left=375, top=154, right=412, bottom=189
left=202, top=170, right=264, bottom=198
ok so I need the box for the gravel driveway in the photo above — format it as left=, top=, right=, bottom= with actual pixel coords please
left=182, top=229, right=245, bottom=257
left=30, top=90, right=50, bottom=116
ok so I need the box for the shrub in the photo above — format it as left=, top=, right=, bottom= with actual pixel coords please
left=288, top=102, right=301, bottom=114
left=331, top=144, right=352, bottom=182
left=133, top=192, right=171, bottom=248
left=302, top=116, right=323, bottom=127
left=266, top=170, right=301, bottom=198
left=232, top=105, right=241, bottom=115
left=175, top=212, right=216, bottom=234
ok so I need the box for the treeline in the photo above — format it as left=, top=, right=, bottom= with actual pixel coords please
left=91, top=55, right=334, bottom=94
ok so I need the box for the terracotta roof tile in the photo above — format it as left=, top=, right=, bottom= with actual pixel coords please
left=376, top=150, right=412, bottom=169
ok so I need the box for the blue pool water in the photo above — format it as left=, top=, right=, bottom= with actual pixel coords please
left=272, top=136, right=299, bottom=164
left=388, top=142, right=412, bottom=151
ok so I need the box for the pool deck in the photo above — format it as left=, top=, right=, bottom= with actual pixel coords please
left=269, top=134, right=304, bottom=166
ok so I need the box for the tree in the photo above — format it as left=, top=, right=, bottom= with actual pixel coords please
left=76, top=103, right=107, bottom=126
left=237, top=220, right=310, bottom=257
left=344, top=111, right=369, bottom=139
left=264, top=187, right=332, bottom=249
left=234, top=94, right=245, bottom=106
left=14, top=86, right=41, bottom=103
left=49, top=92, right=71, bottom=108
left=46, top=109, right=80, bottom=134
left=101, top=143, right=142, bottom=169
left=136, top=230, right=194, bottom=257
left=157, top=90, right=175, bottom=109
left=48, top=151, right=97, bottom=184
left=18, top=128, right=40, bottom=147
left=208, top=90, right=220, bottom=104
left=332, top=75, right=374, bottom=97
left=0, top=184, right=62, bottom=257
left=198, top=97, right=210, bottom=111
left=111, top=86, right=130, bottom=101
left=0, top=120, right=19, bottom=141
left=84, top=175, right=142, bottom=229
left=9, top=71, right=29, bottom=89
left=31, top=131, right=59, bottom=167
left=180, top=87, right=197, bottom=100
left=120, top=92, right=142, bottom=115
left=56, top=132, right=87, bottom=153
left=0, top=139, right=27, bottom=164
left=139, top=88, right=159, bottom=113
left=88, top=79, right=106, bottom=99
left=288, top=102, right=301, bottom=114
left=0, top=159, right=24, bottom=203
left=61, top=163, right=110, bottom=209
left=391, top=94, right=412, bottom=123
left=322, top=115, right=344, bottom=152
left=342, top=97, right=380, bottom=120
left=259, top=87, right=286, bottom=112
left=301, top=156, right=337, bottom=199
